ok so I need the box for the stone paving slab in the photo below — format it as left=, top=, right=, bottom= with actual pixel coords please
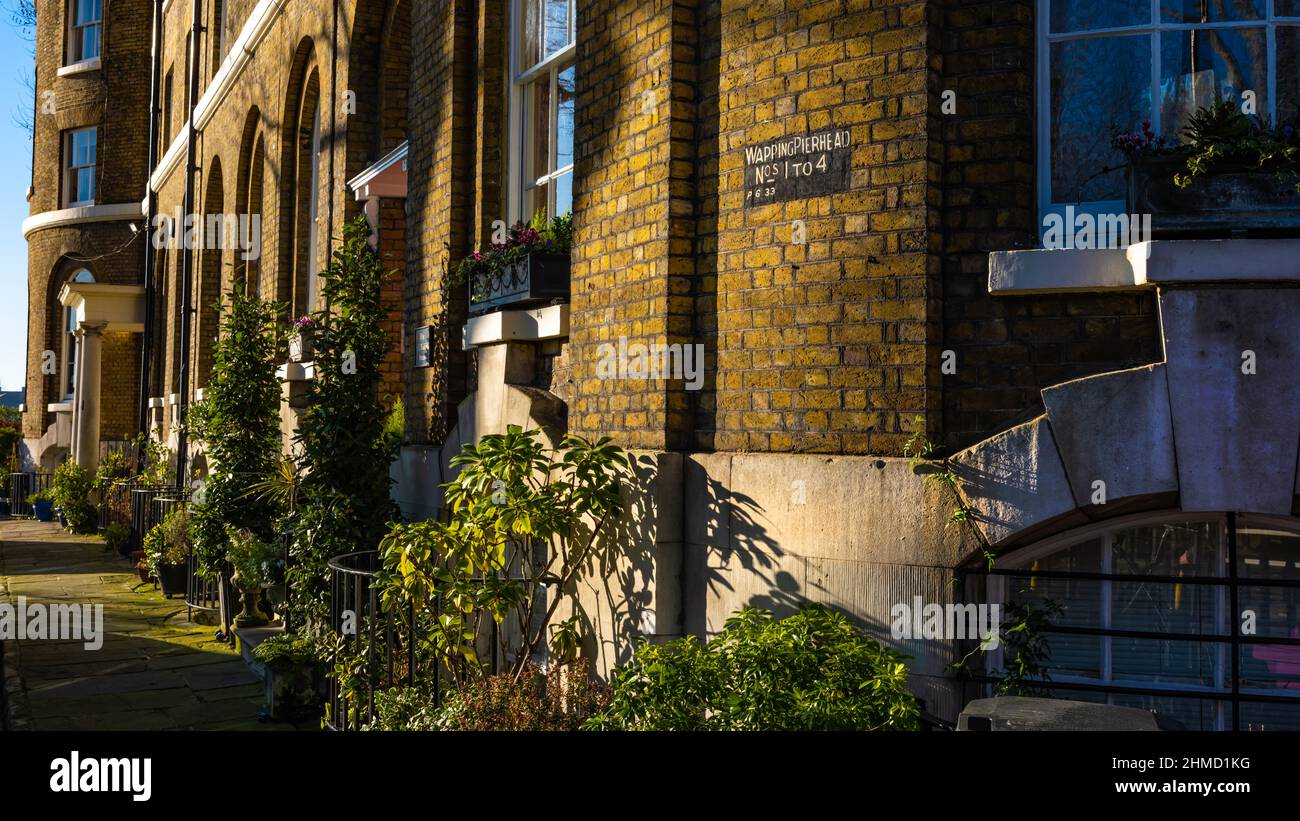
left=0, top=519, right=305, bottom=731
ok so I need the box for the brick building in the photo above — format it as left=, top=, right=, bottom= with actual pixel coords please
left=21, top=0, right=1300, bottom=729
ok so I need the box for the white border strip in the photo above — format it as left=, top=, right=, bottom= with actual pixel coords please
left=22, top=203, right=142, bottom=239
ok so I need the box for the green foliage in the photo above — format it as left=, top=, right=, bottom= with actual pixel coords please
left=1113, top=98, right=1300, bottom=190
left=0, top=406, right=21, bottom=469
left=190, top=288, right=283, bottom=573
left=451, top=209, right=574, bottom=292
left=288, top=215, right=397, bottom=626
left=52, top=460, right=97, bottom=534
left=130, top=430, right=176, bottom=487
left=95, top=451, right=133, bottom=484
left=381, top=398, right=405, bottom=453
left=376, top=425, right=629, bottom=686
left=27, top=488, right=54, bottom=504
left=102, top=522, right=129, bottom=554
left=588, top=605, right=921, bottom=731
left=904, top=417, right=993, bottom=568
left=226, top=527, right=280, bottom=590
left=989, top=597, right=1063, bottom=697
left=252, top=633, right=318, bottom=674
left=427, top=664, right=610, bottom=731
left=144, top=506, right=190, bottom=578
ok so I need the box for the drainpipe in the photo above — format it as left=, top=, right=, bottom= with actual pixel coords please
left=326, top=0, right=338, bottom=274
left=138, top=0, right=164, bottom=452
left=175, top=0, right=203, bottom=491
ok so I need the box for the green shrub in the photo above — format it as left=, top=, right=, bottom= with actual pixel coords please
left=190, top=288, right=283, bottom=574
left=252, top=633, right=318, bottom=674
left=102, top=522, right=129, bottom=554
left=144, top=506, right=190, bottom=578
left=53, top=460, right=97, bottom=534
left=367, top=664, right=610, bottom=731
left=588, top=605, right=921, bottom=731
left=28, top=488, right=54, bottom=504
left=95, top=451, right=133, bottom=484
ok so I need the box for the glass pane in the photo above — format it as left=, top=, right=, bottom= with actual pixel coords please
left=1240, top=699, right=1300, bottom=731
left=78, top=168, right=95, bottom=202
left=554, top=170, right=572, bottom=218
left=1051, top=35, right=1151, bottom=202
left=1051, top=0, right=1149, bottom=32
left=556, top=65, right=575, bottom=171
left=1240, top=643, right=1300, bottom=693
left=1237, top=523, right=1300, bottom=580
left=530, top=77, right=550, bottom=182
left=525, top=180, right=548, bottom=223
left=83, top=25, right=99, bottom=61
left=544, top=0, right=571, bottom=58
left=1110, top=693, right=1221, bottom=730
left=521, top=0, right=541, bottom=68
left=76, top=0, right=101, bottom=26
left=1281, top=28, right=1300, bottom=124
left=1281, top=1, right=1300, bottom=16
left=1160, top=27, right=1268, bottom=141
left=1112, top=580, right=1225, bottom=636
left=1161, top=0, right=1263, bottom=23
left=1111, top=636, right=1222, bottom=686
left=1112, top=520, right=1223, bottom=577
left=1240, top=585, right=1300, bottom=639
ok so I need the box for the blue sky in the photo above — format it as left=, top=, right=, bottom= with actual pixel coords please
left=0, top=16, right=30, bottom=393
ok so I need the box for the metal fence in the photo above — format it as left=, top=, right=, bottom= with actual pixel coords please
left=6, top=472, right=52, bottom=518
left=325, top=551, right=434, bottom=731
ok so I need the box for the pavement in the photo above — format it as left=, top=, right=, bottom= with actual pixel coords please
left=0, top=518, right=300, bottom=731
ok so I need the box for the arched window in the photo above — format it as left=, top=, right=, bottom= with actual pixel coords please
left=978, top=512, right=1300, bottom=730
left=61, top=268, right=94, bottom=399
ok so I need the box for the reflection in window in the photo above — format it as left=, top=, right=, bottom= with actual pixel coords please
left=989, top=515, right=1300, bottom=730
left=68, top=0, right=101, bottom=64
left=1039, top=1, right=1300, bottom=236
left=514, top=0, right=575, bottom=221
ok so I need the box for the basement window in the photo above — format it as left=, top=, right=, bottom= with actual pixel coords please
left=67, top=0, right=102, bottom=65
left=510, top=0, right=576, bottom=223
left=972, top=512, right=1300, bottom=730
left=1037, top=0, right=1300, bottom=241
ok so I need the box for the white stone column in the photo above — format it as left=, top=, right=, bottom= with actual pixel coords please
left=70, top=320, right=107, bottom=470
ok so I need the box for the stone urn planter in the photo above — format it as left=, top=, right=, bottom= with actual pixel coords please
left=288, top=331, right=315, bottom=363
left=1127, top=156, right=1300, bottom=238
left=233, top=579, right=270, bottom=628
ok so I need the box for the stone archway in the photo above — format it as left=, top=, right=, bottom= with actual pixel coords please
left=952, top=285, right=1300, bottom=555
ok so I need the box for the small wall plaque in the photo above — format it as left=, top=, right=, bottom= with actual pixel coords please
left=743, top=128, right=853, bottom=206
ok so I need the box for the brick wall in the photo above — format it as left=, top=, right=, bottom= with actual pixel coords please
left=937, top=0, right=1160, bottom=450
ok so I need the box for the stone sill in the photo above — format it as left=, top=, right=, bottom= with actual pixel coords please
left=462, top=303, right=569, bottom=351
left=56, top=58, right=101, bottom=78
left=277, top=362, right=315, bottom=382
left=46, top=403, right=72, bottom=413
left=989, top=239, right=1300, bottom=295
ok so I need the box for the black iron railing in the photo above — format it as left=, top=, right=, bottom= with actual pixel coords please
left=7, top=473, right=52, bottom=518
left=325, top=551, right=434, bottom=731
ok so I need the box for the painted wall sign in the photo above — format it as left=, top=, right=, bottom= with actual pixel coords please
left=414, top=326, right=431, bottom=368
left=743, top=128, right=853, bottom=206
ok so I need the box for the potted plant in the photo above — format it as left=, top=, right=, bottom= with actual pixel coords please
left=452, top=210, right=572, bottom=313
left=226, top=527, right=279, bottom=628
left=252, top=633, right=323, bottom=721
left=288, top=315, right=315, bottom=362
left=145, top=506, right=191, bottom=597
left=29, top=489, right=55, bottom=522
left=1115, top=99, right=1300, bottom=237
left=52, top=460, right=97, bottom=534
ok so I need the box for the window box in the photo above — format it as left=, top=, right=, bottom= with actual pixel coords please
left=469, top=251, right=570, bottom=314
left=1127, top=155, right=1300, bottom=239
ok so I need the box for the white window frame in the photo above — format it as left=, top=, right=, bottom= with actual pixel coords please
left=63, top=127, right=97, bottom=208
left=66, top=0, right=102, bottom=65
left=1036, top=0, right=1300, bottom=241
left=306, top=104, right=322, bottom=313
left=508, top=0, right=576, bottom=223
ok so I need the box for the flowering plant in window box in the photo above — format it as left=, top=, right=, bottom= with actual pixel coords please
left=453, top=211, right=572, bottom=313
left=289, top=315, right=315, bottom=362
left=1114, top=100, right=1300, bottom=237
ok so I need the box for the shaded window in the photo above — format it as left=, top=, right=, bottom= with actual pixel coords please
left=63, top=128, right=96, bottom=207
left=512, top=0, right=575, bottom=222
